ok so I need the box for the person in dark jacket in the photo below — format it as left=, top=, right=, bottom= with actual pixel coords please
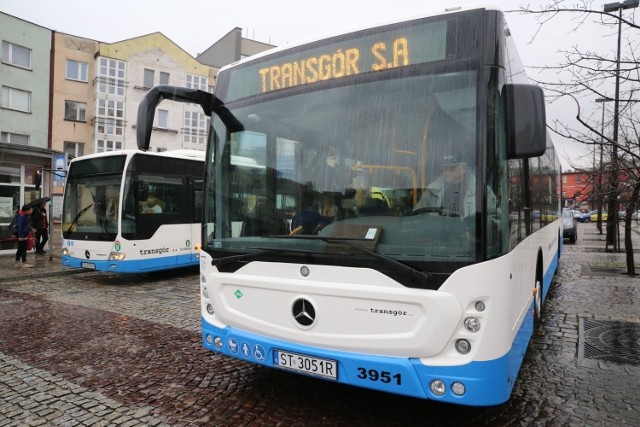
left=15, top=205, right=34, bottom=268
left=31, top=201, right=49, bottom=255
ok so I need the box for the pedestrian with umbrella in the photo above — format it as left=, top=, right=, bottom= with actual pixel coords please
left=15, top=204, right=34, bottom=268
left=30, top=197, right=50, bottom=255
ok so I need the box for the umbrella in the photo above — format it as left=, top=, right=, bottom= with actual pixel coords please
left=26, top=196, right=51, bottom=208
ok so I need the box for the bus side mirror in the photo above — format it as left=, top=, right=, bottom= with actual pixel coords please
left=505, top=84, right=547, bottom=159
left=137, top=85, right=243, bottom=151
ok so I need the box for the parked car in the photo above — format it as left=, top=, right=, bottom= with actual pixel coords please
left=562, top=208, right=577, bottom=243
left=590, top=211, right=608, bottom=222
left=579, top=210, right=596, bottom=222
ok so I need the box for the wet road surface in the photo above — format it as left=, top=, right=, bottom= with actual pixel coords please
left=1, top=223, right=639, bottom=426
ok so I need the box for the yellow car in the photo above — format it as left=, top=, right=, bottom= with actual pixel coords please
left=590, top=211, right=608, bottom=222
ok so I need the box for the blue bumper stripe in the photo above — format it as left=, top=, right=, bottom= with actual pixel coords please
left=61, top=254, right=197, bottom=273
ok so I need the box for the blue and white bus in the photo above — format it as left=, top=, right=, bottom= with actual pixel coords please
left=61, top=149, right=204, bottom=273
left=137, top=5, right=561, bottom=406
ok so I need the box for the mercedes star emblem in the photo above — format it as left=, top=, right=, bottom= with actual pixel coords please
left=292, top=298, right=316, bottom=327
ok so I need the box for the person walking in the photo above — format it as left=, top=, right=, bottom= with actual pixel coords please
left=15, top=204, right=34, bottom=268
left=31, top=201, right=49, bottom=255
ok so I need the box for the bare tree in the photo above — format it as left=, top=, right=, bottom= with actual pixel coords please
left=512, top=0, right=640, bottom=275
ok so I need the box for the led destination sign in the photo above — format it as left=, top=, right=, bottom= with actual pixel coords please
left=258, top=38, right=409, bottom=92
left=225, top=19, right=448, bottom=101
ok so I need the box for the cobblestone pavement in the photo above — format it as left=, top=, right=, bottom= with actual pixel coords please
left=0, top=223, right=639, bottom=426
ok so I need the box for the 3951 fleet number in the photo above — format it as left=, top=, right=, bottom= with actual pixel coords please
left=356, top=367, right=402, bottom=385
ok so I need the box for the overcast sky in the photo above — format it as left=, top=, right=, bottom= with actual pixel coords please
left=0, top=0, right=628, bottom=170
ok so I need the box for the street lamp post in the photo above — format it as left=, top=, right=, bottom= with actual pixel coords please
left=595, top=98, right=612, bottom=235
left=602, top=0, right=638, bottom=251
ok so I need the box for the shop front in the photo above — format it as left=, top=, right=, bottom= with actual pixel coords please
left=0, top=143, right=61, bottom=255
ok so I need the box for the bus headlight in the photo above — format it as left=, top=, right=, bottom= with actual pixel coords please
left=62, top=247, right=70, bottom=256
left=214, top=336, right=223, bottom=348
left=464, top=317, right=481, bottom=332
left=430, top=379, right=446, bottom=396
left=201, top=286, right=209, bottom=299
left=108, top=252, right=126, bottom=261
left=206, top=304, right=214, bottom=315
left=451, top=382, right=466, bottom=396
left=474, top=300, right=486, bottom=312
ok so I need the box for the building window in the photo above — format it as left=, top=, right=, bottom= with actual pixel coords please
left=64, top=100, right=87, bottom=121
left=144, top=68, right=154, bottom=89
left=96, top=99, right=124, bottom=135
left=2, top=41, right=31, bottom=69
left=66, top=59, right=88, bottom=82
left=183, top=111, right=207, bottom=145
left=97, top=57, right=126, bottom=96
left=160, top=72, right=170, bottom=85
left=185, top=74, right=208, bottom=91
left=1, top=86, right=31, bottom=112
left=0, top=162, right=21, bottom=184
left=157, top=109, right=168, bottom=128
left=64, top=141, right=85, bottom=158
left=562, top=176, right=567, bottom=184
left=96, top=139, right=122, bottom=153
left=1, top=131, right=30, bottom=145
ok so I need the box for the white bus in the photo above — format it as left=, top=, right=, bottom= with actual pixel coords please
left=137, top=5, right=561, bottom=406
left=61, top=149, right=204, bottom=273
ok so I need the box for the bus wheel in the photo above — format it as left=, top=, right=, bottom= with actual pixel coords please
left=533, top=278, right=542, bottom=321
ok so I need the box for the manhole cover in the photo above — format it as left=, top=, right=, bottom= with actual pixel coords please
left=578, top=319, right=640, bottom=366
left=589, top=267, right=624, bottom=276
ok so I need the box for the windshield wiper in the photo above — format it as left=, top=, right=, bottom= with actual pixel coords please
left=333, top=239, right=432, bottom=285
left=64, top=203, right=94, bottom=236
left=275, top=235, right=432, bottom=285
left=211, top=247, right=327, bottom=267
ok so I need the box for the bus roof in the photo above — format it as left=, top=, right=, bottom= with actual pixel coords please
left=218, top=4, right=502, bottom=74
left=68, top=149, right=205, bottom=164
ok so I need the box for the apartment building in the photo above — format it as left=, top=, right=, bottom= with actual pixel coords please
left=197, top=27, right=275, bottom=69
left=51, top=33, right=98, bottom=165
left=0, top=12, right=55, bottom=250
left=94, top=32, right=213, bottom=154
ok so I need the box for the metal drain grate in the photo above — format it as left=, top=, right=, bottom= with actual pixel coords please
left=578, top=319, right=640, bottom=366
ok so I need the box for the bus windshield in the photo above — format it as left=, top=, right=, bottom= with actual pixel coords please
left=62, top=155, right=126, bottom=240
left=206, top=69, right=478, bottom=262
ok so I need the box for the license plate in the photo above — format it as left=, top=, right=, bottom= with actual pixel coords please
left=273, top=349, right=337, bottom=380
left=81, top=262, right=95, bottom=270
